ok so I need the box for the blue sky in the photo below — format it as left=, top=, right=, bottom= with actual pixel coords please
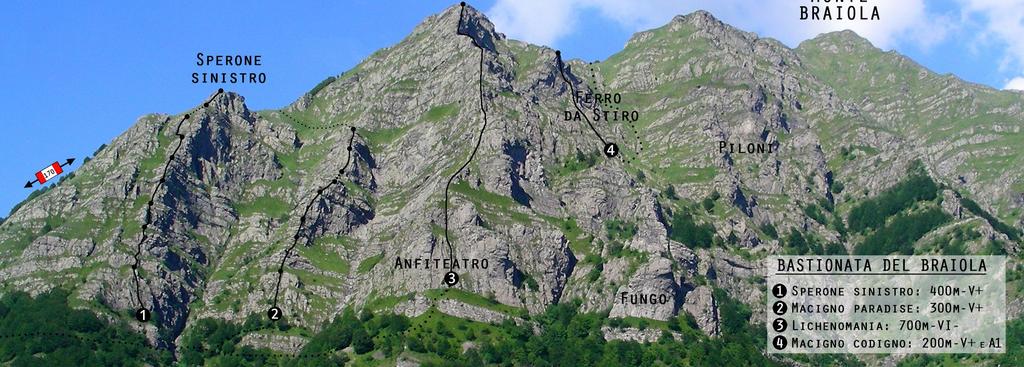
left=1, top=0, right=1022, bottom=216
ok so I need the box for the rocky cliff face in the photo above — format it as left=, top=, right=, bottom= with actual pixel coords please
left=0, top=4, right=1020, bottom=349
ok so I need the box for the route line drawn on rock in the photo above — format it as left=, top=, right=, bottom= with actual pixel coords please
left=270, top=126, right=358, bottom=313
left=555, top=51, right=609, bottom=147
left=585, top=61, right=644, bottom=163
left=440, top=2, right=493, bottom=287
left=131, top=88, right=222, bottom=319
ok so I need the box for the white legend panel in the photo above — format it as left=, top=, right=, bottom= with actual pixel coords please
left=767, top=256, right=1006, bottom=354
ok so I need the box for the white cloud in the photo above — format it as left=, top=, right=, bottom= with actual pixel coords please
left=488, top=0, right=579, bottom=46
left=487, top=0, right=950, bottom=50
left=956, top=0, right=1024, bottom=74
left=1004, top=77, right=1024, bottom=90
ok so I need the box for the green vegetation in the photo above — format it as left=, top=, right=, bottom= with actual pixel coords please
left=450, top=180, right=531, bottom=224
left=803, top=203, right=828, bottom=225
left=663, top=185, right=679, bottom=200
left=233, top=195, right=291, bottom=220
left=521, top=272, right=539, bottom=291
left=921, top=225, right=981, bottom=255
left=455, top=297, right=780, bottom=366
left=701, top=191, right=720, bottom=213
left=9, top=185, right=53, bottom=217
left=362, top=125, right=411, bottom=149
left=450, top=181, right=520, bottom=209
left=760, top=222, right=779, bottom=240
left=604, top=219, right=638, bottom=242
left=783, top=229, right=847, bottom=255
left=552, top=150, right=599, bottom=177
left=542, top=215, right=593, bottom=256
left=0, top=290, right=168, bottom=366
left=308, top=76, right=336, bottom=96
left=582, top=254, right=605, bottom=281
left=854, top=208, right=951, bottom=255
left=357, top=253, right=384, bottom=273
left=179, top=315, right=303, bottom=366
left=391, top=78, right=419, bottom=92
left=847, top=166, right=939, bottom=233
left=831, top=180, right=845, bottom=194
left=421, top=103, right=459, bottom=123
left=667, top=210, right=714, bottom=248
left=424, top=288, right=527, bottom=317
left=299, top=245, right=350, bottom=275
left=960, top=197, right=1021, bottom=241
left=0, top=290, right=849, bottom=366
left=897, top=318, right=1024, bottom=367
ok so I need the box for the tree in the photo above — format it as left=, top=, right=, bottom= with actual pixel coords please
left=664, top=185, right=678, bottom=200
left=351, top=326, right=373, bottom=354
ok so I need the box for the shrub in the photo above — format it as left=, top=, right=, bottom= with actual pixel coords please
left=848, top=173, right=938, bottom=233
left=668, top=211, right=714, bottom=248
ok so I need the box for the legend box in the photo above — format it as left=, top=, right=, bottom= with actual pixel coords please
left=766, top=256, right=1006, bottom=354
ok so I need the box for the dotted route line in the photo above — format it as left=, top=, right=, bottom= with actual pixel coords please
left=132, top=88, right=223, bottom=313
left=271, top=127, right=358, bottom=309
left=281, top=111, right=348, bottom=130
left=586, top=62, right=643, bottom=164
left=0, top=327, right=342, bottom=359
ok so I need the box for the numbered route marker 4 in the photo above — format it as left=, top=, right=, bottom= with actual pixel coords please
left=772, top=335, right=787, bottom=351
left=603, top=143, right=619, bottom=158
left=135, top=308, right=151, bottom=322
left=443, top=271, right=460, bottom=287
left=267, top=306, right=282, bottom=321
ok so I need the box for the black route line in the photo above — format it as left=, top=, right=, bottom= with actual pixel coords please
left=555, top=51, right=608, bottom=147
left=585, top=62, right=644, bottom=163
left=441, top=2, right=492, bottom=278
left=271, top=127, right=358, bottom=307
left=132, top=88, right=223, bottom=311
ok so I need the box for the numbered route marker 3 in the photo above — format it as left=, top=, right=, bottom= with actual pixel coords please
left=603, top=143, right=619, bottom=158
left=135, top=308, right=151, bottom=322
left=267, top=307, right=282, bottom=321
left=443, top=271, right=460, bottom=287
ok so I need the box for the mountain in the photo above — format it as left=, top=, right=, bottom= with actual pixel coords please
left=0, top=4, right=1020, bottom=365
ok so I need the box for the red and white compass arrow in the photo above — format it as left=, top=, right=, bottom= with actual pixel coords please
left=24, top=158, right=75, bottom=188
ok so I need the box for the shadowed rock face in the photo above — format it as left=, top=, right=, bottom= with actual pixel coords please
left=0, top=4, right=1020, bottom=348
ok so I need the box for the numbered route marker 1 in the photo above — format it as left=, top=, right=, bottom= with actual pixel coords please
left=135, top=308, right=151, bottom=322
left=267, top=306, right=282, bottom=321
left=35, top=161, right=64, bottom=184
left=771, top=283, right=787, bottom=298
left=603, top=143, right=619, bottom=158
left=443, top=271, right=460, bottom=287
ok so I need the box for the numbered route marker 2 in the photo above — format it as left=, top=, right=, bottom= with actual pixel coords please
left=603, top=143, right=619, bottom=158
left=135, top=307, right=151, bottom=322
left=443, top=271, right=460, bottom=287
left=267, top=306, right=282, bottom=321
